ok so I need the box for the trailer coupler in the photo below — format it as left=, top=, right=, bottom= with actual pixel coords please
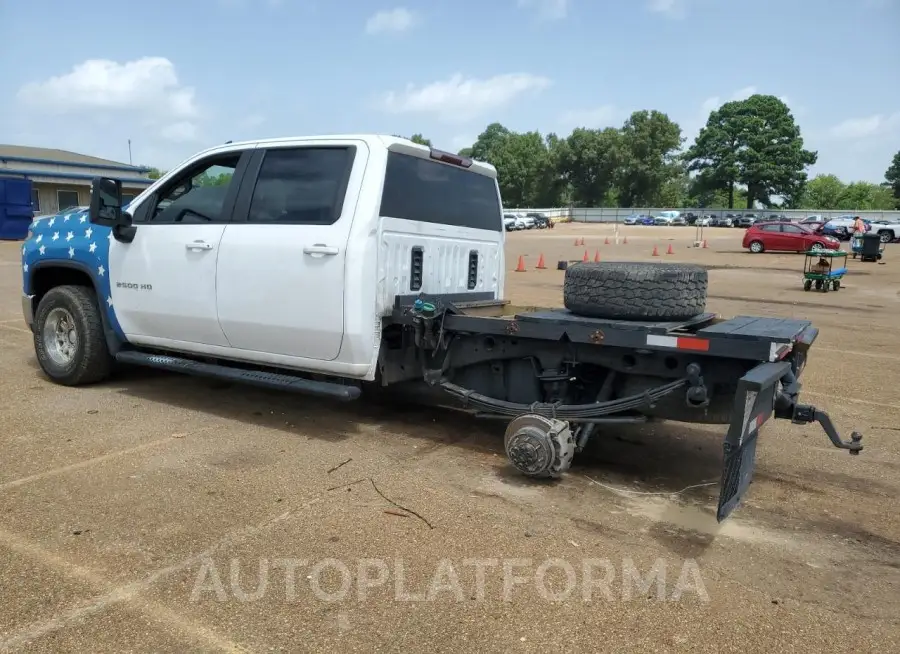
left=782, top=403, right=863, bottom=454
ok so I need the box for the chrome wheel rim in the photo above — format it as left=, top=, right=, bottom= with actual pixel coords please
left=750, top=242, right=762, bottom=252
left=810, top=243, right=823, bottom=252
left=42, top=307, right=78, bottom=367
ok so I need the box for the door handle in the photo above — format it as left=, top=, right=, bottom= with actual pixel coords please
left=186, top=240, right=213, bottom=251
left=303, top=244, right=339, bottom=257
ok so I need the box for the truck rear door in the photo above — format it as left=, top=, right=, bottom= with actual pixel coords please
left=378, top=145, right=505, bottom=307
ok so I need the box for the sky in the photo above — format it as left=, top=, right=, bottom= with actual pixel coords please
left=1, top=0, right=898, bottom=183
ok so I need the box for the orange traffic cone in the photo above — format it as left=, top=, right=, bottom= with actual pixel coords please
left=574, top=238, right=580, bottom=246
left=536, top=253, right=546, bottom=269
left=604, top=236, right=610, bottom=245
left=593, top=249, right=600, bottom=262
left=702, top=239, right=708, bottom=249
left=515, top=255, right=526, bottom=272
left=666, top=244, right=674, bottom=255
left=582, top=250, right=589, bottom=262
left=652, top=246, right=659, bottom=256
left=579, top=237, right=586, bottom=246
left=623, top=236, right=628, bottom=244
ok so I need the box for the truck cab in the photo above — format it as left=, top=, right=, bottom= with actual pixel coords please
left=22, top=135, right=505, bottom=381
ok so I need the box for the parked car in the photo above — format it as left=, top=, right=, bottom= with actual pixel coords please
left=695, top=215, right=712, bottom=227
left=503, top=213, right=524, bottom=231
left=712, top=214, right=734, bottom=227
left=639, top=215, right=656, bottom=226
left=800, top=215, right=826, bottom=224
left=821, top=216, right=870, bottom=241
left=654, top=210, right=682, bottom=225
left=519, top=214, right=536, bottom=229
left=742, top=222, right=841, bottom=253
left=735, top=215, right=756, bottom=228
left=868, top=218, right=900, bottom=243
left=684, top=212, right=699, bottom=225
left=526, top=212, right=550, bottom=228
left=623, top=213, right=643, bottom=225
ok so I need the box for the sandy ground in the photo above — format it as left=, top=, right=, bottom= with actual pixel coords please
left=0, top=224, right=898, bottom=653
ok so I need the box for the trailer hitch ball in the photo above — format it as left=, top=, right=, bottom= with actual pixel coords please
left=504, top=414, right=575, bottom=479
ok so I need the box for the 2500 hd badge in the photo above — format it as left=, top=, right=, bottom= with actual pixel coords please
left=116, top=282, right=153, bottom=290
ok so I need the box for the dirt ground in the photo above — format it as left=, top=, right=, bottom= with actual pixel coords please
left=0, top=224, right=898, bottom=653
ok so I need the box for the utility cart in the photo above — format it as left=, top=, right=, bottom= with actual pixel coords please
left=803, top=250, right=848, bottom=292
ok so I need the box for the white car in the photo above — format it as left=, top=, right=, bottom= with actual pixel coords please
left=654, top=210, right=681, bottom=226
left=503, top=213, right=523, bottom=231
left=869, top=218, right=900, bottom=243
left=695, top=216, right=712, bottom=227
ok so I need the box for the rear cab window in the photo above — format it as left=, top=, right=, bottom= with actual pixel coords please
left=379, top=151, right=502, bottom=232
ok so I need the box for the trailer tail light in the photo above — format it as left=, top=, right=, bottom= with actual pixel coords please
left=467, top=250, right=478, bottom=289
left=410, top=246, right=423, bottom=291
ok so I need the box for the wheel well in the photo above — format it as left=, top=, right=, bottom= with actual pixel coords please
left=30, top=266, right=96, bottom=313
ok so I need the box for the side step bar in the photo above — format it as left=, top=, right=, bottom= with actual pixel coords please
left=115, top=350, right=361, bottom=401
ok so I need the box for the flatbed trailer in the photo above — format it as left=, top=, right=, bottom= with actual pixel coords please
left=382, top=294, right=863, bottom=521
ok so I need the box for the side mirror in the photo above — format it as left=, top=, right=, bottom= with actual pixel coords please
left=89, top=177, right=131, bottom=227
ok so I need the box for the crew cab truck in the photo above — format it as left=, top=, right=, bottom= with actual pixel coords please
left=20, top=135, right=863, bottom=521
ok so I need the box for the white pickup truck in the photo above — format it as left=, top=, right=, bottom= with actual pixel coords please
left=20, top=134, right=863, bottom=521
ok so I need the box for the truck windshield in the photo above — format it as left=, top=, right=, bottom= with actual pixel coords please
left=380, top=152, right=502, bottom=231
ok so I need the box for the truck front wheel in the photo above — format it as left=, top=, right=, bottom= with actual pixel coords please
left=33, top=285, right=113, bottom=386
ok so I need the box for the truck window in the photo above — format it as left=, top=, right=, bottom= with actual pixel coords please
left=246, top=147, right=355, bottom=225
left=148, top=155, right=241, bottom=224
left=380, top=152, right=502, bottom=232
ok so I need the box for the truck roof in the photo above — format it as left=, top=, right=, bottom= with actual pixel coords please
left=185, top=134, right=498, bottom=178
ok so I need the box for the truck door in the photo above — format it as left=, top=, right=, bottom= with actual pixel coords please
left=107, top=148, right=254, bottom=347
left=215, top=141, right=367, bottom=361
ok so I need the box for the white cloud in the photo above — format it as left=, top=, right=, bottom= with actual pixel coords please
left=365, top=7, right=417, bottom=35
left=828, top=112, right=900, bottom=140
left=517, top=0, right=568, bottom=20
left=648, top=0, right=687, bottom=19
left=558, top=105, right=618, bottom=130
left=378, top=72, right=552, bottom=122
left=16, top=57, right=200, bottom=144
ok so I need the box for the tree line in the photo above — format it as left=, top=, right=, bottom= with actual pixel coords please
left=411, top=95, right=900, bottom=212
left=142, top=99, right=900, bottom=212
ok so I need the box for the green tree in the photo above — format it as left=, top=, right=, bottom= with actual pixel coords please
left=145, top=166, right=165, bottom=180
left=555, top=127, right=622, bottom=207
left=616, top=110, right=684, bottom=207
left=885, top=150, right=900, bottom=208
left=800, top=174, right=846, bottom=209
left=686, top=94, right=816, bottom=209
left=409, top=133, right=432, bottom=146
left=838, top=181, right=896, bottom=210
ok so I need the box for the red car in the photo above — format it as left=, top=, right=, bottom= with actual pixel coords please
left=742, top=221, right=841, bottom=253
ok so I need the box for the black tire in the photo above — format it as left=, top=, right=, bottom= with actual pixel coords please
left=878, top=231, right=892, bottom=244
left=563, top=262, right=707, bottom=321
left=33, top=285, right=113, bottom=386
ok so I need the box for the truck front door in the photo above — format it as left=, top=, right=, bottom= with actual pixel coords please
left=215, top=141, right=367, bottom=361
left=108, top=148, right=254, bottom=348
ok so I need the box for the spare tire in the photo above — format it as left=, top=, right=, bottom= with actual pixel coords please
left=563, top=261, right=707, bottom=321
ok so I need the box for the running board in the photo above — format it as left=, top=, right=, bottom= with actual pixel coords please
left=115, top=350, right=361, bottom=401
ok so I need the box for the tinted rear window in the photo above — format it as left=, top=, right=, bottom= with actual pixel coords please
left=380, top=152, right=502, bottom=231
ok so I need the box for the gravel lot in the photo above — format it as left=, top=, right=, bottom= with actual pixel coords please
left=1, top=224, right=898, bottom=653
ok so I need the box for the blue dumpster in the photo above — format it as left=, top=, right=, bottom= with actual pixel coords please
left=0, top=177, right=34, bottom=240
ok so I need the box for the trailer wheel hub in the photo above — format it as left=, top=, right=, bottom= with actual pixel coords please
left=504, top=414, right=575, bottom=479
